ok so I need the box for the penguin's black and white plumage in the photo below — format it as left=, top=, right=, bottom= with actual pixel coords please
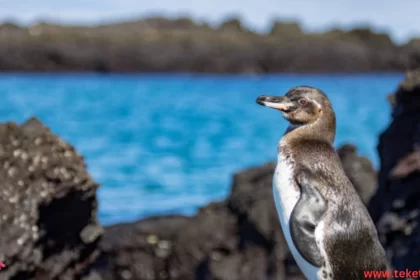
left=256, top=86, right=389, bottom=280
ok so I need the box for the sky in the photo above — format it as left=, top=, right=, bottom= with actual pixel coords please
left=1, top=0, right=419, bottom=44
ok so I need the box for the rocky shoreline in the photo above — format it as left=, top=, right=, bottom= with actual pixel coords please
left=0, top=70, right=419, bottom=279
left=0, top=17, right=419, bottom=73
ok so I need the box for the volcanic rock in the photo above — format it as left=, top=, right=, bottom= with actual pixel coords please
left=368, top=69, right=420, bottom=270
left=0, top=117, right=102, bottom=280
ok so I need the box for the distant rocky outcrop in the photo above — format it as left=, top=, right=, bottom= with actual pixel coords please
left=0, top=118, right=103, bottom=280
left=0, top=17, right=418, bottom=73
left=368, top=69, right=420, bottom=271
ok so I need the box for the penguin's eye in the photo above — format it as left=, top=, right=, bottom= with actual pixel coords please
left=298, top=99, right=308, bottom=106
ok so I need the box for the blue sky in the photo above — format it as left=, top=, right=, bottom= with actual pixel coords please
left=1, top=0, right=419, bottom=43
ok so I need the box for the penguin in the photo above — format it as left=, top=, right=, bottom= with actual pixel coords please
left=256, top=86, right=389, bottom=280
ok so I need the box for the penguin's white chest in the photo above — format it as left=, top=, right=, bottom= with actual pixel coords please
left=273, top=154, right=300, bottom=223
left=273, top=152, right=320, bottom=279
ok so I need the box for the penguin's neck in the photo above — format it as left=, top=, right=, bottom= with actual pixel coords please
left=281, top=107, right=336, bottom=146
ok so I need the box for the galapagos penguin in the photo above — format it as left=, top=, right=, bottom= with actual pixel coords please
left=256, top=86, right=388, bottom=280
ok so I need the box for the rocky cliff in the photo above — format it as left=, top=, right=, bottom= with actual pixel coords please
left=0, top=17, right=419, bottom=73
left=368, top=69, right=420, bottom=271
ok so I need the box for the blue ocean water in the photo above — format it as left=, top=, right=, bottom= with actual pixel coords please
left=0, top=73, right=402, bottom=225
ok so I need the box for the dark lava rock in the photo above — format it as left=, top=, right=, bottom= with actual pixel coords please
left=95, top=145, right=376, bottom=280
left=96, top=215, right=192, bottom=280
left=0, top=118, right=103, bottom=280
left=368, top=69, right=420, bottom=271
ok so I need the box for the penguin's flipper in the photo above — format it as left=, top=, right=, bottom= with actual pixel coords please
left=290, top=170, right=328, bottom=267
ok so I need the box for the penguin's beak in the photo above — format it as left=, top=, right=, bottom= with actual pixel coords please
left=256, top=95, right=297, bottom=112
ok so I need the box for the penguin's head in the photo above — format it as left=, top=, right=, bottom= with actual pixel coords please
left=256, top=86, right=333, bottom=126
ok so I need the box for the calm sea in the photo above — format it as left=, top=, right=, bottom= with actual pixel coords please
left=0, top=73, right=402, bottom=225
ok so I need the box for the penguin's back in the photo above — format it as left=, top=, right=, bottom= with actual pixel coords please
left=322, top=200, right=388, bottom=279
left=283, top=139, right=389, bottom=279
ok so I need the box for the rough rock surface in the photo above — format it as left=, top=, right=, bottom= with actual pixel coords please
left=0, top=18, right=418, bottom=73
left=94, top=145, right=376, bottom=280
left=0, top=118, right=103, bottom=280
left=368, top=70, right=420, bottom=271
